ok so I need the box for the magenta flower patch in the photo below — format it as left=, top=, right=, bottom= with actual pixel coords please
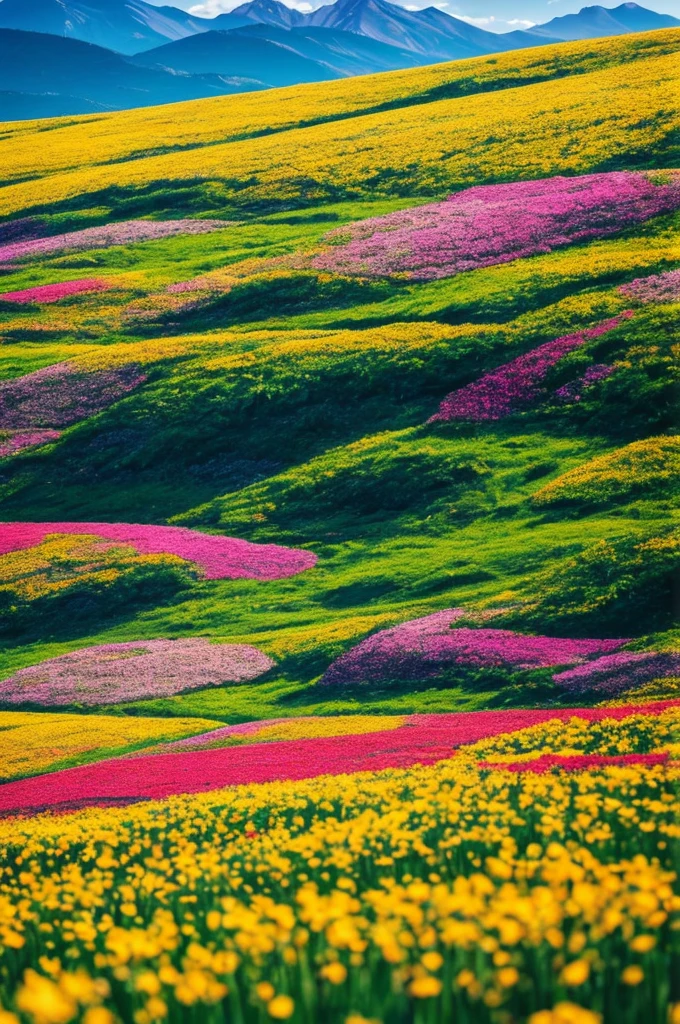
left=0, top=219, right=227, bottom=264
left=312, top=172, right=680, bottom=281
left=320, top=609, right=627, bottom=686
left=431, top=314, right=630, bottom=422
left=0, top=279, right=109, bottom=304
left=0, top=638, right=275, bottom=707
left=0, top=522, right=317, bottom=580
left=0, top=430, right=61, bottom=457
left=0, top=362, right=146, bottom=429
left=553, top=651, right=680, bottom=695
left=619, top=267, right=680, bottom=304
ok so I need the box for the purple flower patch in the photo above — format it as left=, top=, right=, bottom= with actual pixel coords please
left=0, top=219, right=228, bottom=264
left=0, top=638, right=275, bottom=707
left=0, top=362, right=146, bottom=429
left=555, top=364, right=615, bottom=403
left=312, top=172, right=680, bottom=281
left=553, top=651, right=680, bottom=695
left=0, top=430, right=61, bottom=457
left=320, top=609, right=628, bottom=686
left=619, top=267, right=680, bottom=304
left=430, top=315, right=630, bottom=422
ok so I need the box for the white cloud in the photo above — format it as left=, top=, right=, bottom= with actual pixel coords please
left=188, top=1, right=236, bottom=14
left=190, top=0, right=312, bottom=12
left=506, top=17, right=536, bottom=25
left=457, top=13, right=496, bottom=24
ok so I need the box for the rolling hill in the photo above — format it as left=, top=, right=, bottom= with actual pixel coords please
left=0, top=23, right=678, bottom=1022
left=131, top=29, right=340, bottom=85
left=134, top=23, right=421, bottom=79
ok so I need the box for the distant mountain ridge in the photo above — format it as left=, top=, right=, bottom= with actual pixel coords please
left=1, top=0, right=677, bottom=57
left=522, top=1, right=680, bottom=39
left=0, top=27, right=259, bottom=119
left=306, top=0, right=508, bottom=57
left=0, top=0, right=678, bottom=121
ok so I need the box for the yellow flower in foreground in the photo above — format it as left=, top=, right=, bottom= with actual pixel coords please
left=320, top=962, right=347, bottom=985
left=630, top=934, right=656, bottom=953
left=268, top=995, right=295, bottom=1019
left=420, top=952, right=443, bottom=972
left=621, top=966, right=644, bottom=986
left=561, top=960, right=591, bottom=986
left=497, top=966, right=520, bottom=988
left=530, top=1003, right=602, bottom=1024
left=82, top=1010, right=115, bottom=1024
left=16, top=972, right=76, bottom=1024
left=409, top=976, right=442, bottom=998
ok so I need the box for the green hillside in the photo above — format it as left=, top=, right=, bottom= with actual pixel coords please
left=0, top=28, right=678, bottom=722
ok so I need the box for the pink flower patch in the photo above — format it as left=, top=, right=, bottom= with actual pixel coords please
left=312, top=172, right=680, bottom=281
left=320, top=609, right=628, bottom=686
left=555, top=364, right=614, bottom=403
left=0, top=638, right=275, bottom=707
left=0, top=522, right=317, bottom=580
left=0, top=279, right=110, bottom=304
left=430, top=314, right=631, bottom=422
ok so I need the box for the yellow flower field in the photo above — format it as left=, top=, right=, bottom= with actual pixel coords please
left=1, top=31, right=677, bottom=188
left=0, top=711, right=219, bottom=781
left=0, top=710, right=679, bottom=1023
left=0, top=48, right=678, bottom=218
left=532, top=437, right=680, bottom=507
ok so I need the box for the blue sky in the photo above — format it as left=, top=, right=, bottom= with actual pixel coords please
left=153, top=0, right=680, bottom=31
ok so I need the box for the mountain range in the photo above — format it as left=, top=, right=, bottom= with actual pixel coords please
left=0, top=0, right=677, bottom=120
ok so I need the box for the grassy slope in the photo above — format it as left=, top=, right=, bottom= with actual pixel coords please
left=0, top=30, right=678, bottom=724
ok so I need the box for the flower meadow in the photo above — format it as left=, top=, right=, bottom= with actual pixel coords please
left=0, top=523, right=317, bottom=580
left=0, top=700, right=678, bottom=814
left=0, top=707, right=680, bottom=1023
left=0, top=639, right=275, bottom=707
left=553, top=652, right=680, bottom=696
left=531, top=436, right=680, bottom=507
left=312, top=173, right=680, bottom=280
left=0, top=28, right=679, bottom=1024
